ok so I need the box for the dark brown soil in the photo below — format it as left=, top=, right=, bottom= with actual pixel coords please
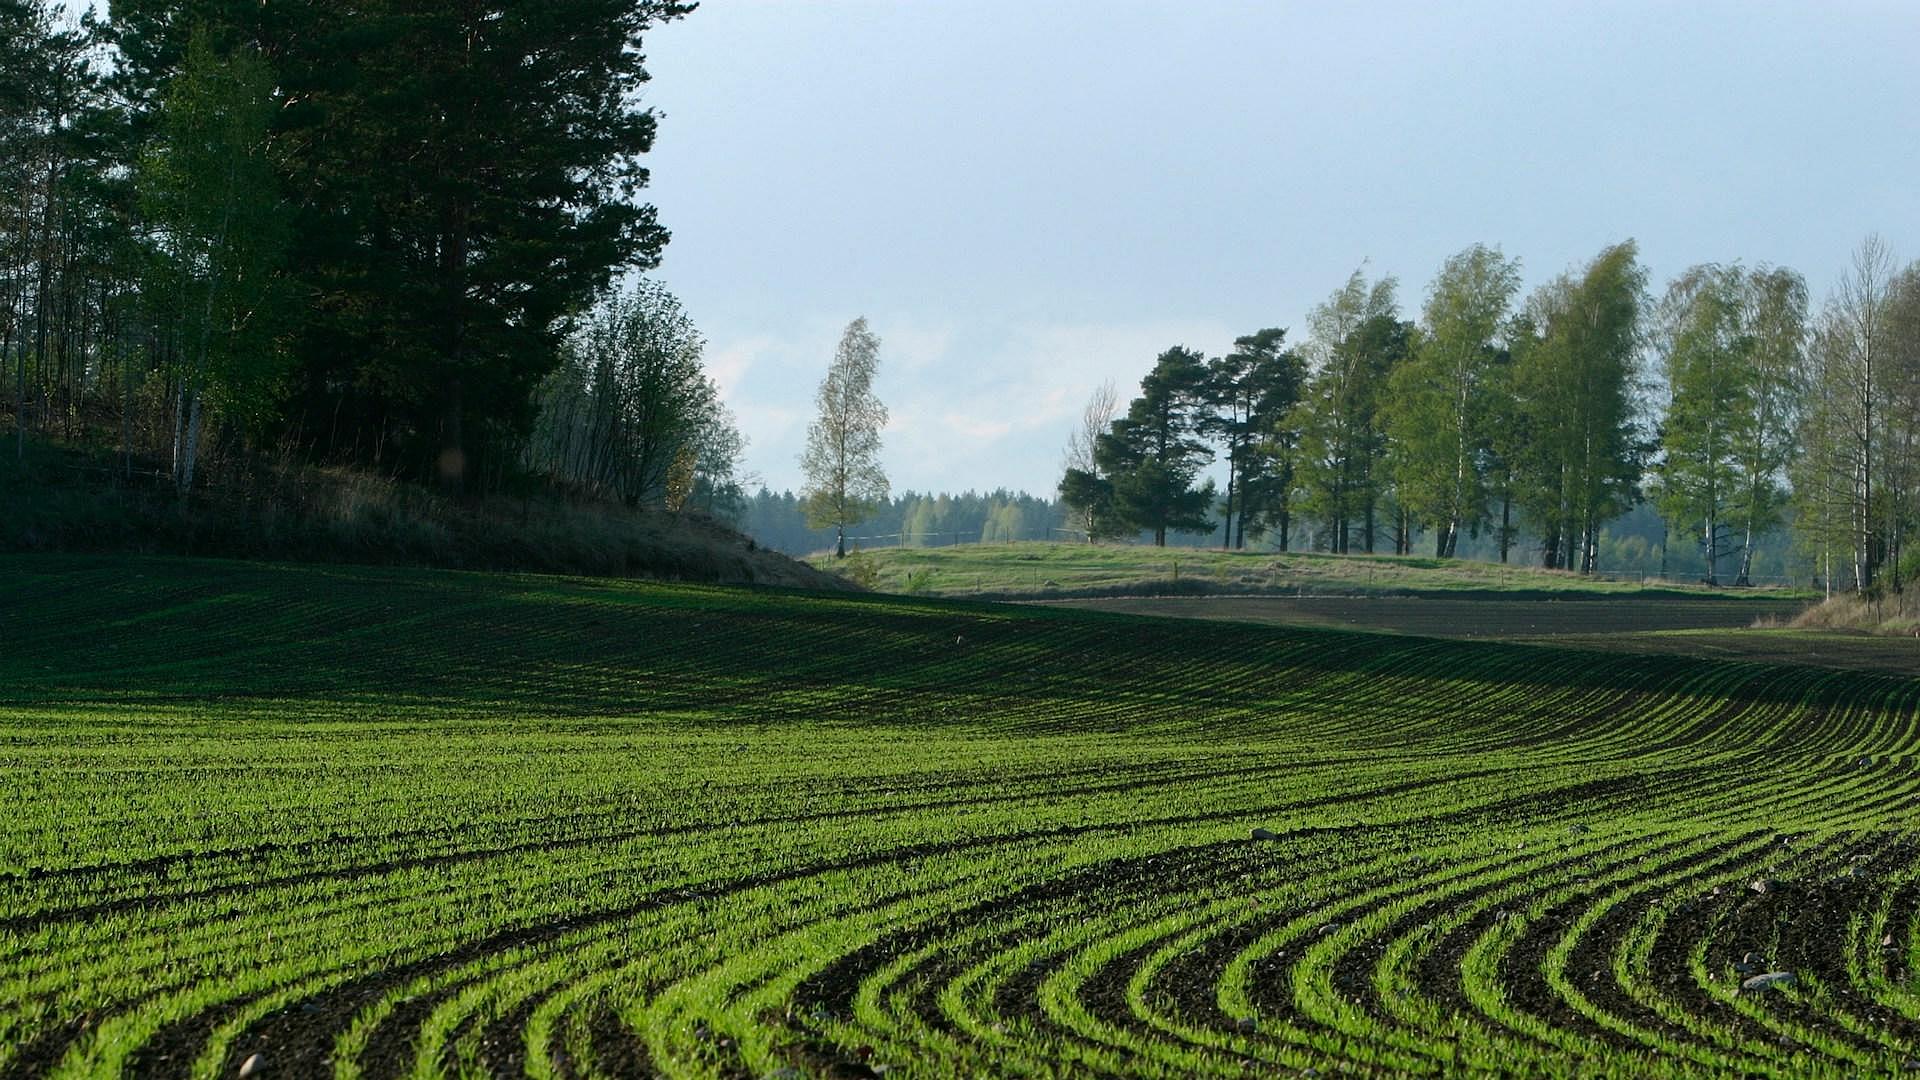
left=1047, top=595, right=1805, bottom=639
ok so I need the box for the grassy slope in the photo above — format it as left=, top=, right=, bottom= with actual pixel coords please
left=3, top=437, right=847, bottom=590
left=823, top=540, right=1815, bottom=602
left=1792, top=589, right=1920, bottom=635
left=2, top=555, right=1917, bottom=1078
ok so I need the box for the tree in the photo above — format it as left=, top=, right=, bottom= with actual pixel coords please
left=1291, top=270, right=1407, bottom=552
left=108, top=0, right=695, bottom=490
left=1058, top=378, right=1120, bottom=539
left=1652, top=265, right=1749, bottom=585
left=1798, top=236, right=1896, bottom=590
left=0, top=0, right=61, bottom=462
left=1877, top=261, right=1920, bottom=592
left=1729, top=267, right=1807, bottom=585
left=1385, top=244, right=1521, bottom=557
left=681, top=401, right=750, bottom=520
left=138, top=34, right=289, bottom=494
left=4, top=1, right=101, bottom=464
left=527, top=280, right=722, bottom=507
left=1096, top=346, right=1214, bottom=546
left=1509, top=241, right=1648, bottom=572
left=1205, top=328, right=1303, bottom=550
left=1794, top=312, right=1853, bottom=596
left=802, top=317, right=889, bottom=557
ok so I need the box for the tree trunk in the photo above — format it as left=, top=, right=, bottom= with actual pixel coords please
left=1221, top=449, right=1236, bottom=552
left=178, top=387, right=202, bottom=495
left=171, top=380, right=185, bottom=484
left=1735, top=509, right=1756, bottom=587
left=1498, top=494, right=1512, bottom=564
left=439, top=378, right=466, bottom=493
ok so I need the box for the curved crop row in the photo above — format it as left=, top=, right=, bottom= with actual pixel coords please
left=1, top=556, right=1916, bottom=1078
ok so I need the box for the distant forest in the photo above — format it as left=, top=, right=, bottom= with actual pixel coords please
left=735, top=487, right=1800, bottom=585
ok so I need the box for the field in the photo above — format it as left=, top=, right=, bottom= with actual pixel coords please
left=5, top=556, right=1920, bottom=1079
left=823, top=541, right=1812, bottom=603
left=1043, top=595, right=1810, bottom=641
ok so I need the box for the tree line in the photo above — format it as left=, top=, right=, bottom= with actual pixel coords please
left=739, top=488, right=1069, bottom=557
left=0, top=0, right=743, bottom=506
left=1064, top=237, right=1920, bottom=591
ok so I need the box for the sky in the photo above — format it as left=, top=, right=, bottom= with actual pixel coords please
left=637, top=1, right=1920, bottom=497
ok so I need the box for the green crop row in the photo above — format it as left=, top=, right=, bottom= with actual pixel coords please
left=0, top=554, right=1914, bottom=1078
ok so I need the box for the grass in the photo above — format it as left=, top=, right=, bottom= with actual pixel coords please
left=1, top=436, right=842, bottom=589
left=1793, top=589, right=1920, bottom=636
left=820, top=540, right=1816, bottom=602
left=1, top=553, right=1917, bottom=1078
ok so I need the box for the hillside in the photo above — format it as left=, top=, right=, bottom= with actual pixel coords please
left=3, top=556, right=1918, bottom=1077
left=1, top=439, right=848, bottom=591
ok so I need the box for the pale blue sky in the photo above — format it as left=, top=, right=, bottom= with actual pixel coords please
left=641, top=1, right=1919, bottom=496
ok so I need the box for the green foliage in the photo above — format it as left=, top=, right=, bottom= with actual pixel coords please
left=138, top=35, right=290, bottom=439
left=1097, top=346, right=1217, bottom=546
left=107, top=0, right=695, bottom=486
left=527, top=280, right=732, bottom=508
left=830, top=545, right=881, bottom=588
left=1509, top=241, right=1650, bottom=571
left=1057, top=467, right=1124, bottom=540
left=1653, top=265, right=1761, bottom=584
left=0, top=556, right=1904, bottom=1078
left=802, top=317, right=890, bottom=555
left=1291, top=271, right=1410, bottom=552
left=1385, top=244, right=1521, bottom=557
left=1206, top=328, right=1307, bottom=550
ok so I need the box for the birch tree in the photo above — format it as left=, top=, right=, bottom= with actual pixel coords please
left=1729, top=267, right=1806, bottom=585
left=1290, top=269, right=1404, bottom=553
left=139, top=35, right=287, bottom=494
left=802, top=317, right=889, bottom=557
left=1814, top=235, right=1895, bottom=590
left=1510, top=242, right=1647, bottom=572
left=1654, top=265, right=1748, bottom=585
left=527, top=281, right=722, bottom=507
left=1059, top=378, right=1120, bottom=538
left=1385, top=244, right=1521, bottom=557
left=1880, top=262, right=1920, bottom=591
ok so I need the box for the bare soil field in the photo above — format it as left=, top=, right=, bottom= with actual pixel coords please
left=1045, top=594, right=1805, bottom=638
left=1046, top=594, right=1920, bottom=673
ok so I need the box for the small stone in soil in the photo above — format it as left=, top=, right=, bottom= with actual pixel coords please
left=1740, top=971, right=1797, bottom=993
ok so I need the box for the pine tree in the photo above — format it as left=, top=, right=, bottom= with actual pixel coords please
left=1097, top=346, right=1215, bottom=547
left=108, top=0, right=694, bottom=489
left=1204, top=328, right=1303, bottom=550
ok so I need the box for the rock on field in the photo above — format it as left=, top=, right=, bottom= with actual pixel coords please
left=1741, top=971, right=1798, bottom=993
